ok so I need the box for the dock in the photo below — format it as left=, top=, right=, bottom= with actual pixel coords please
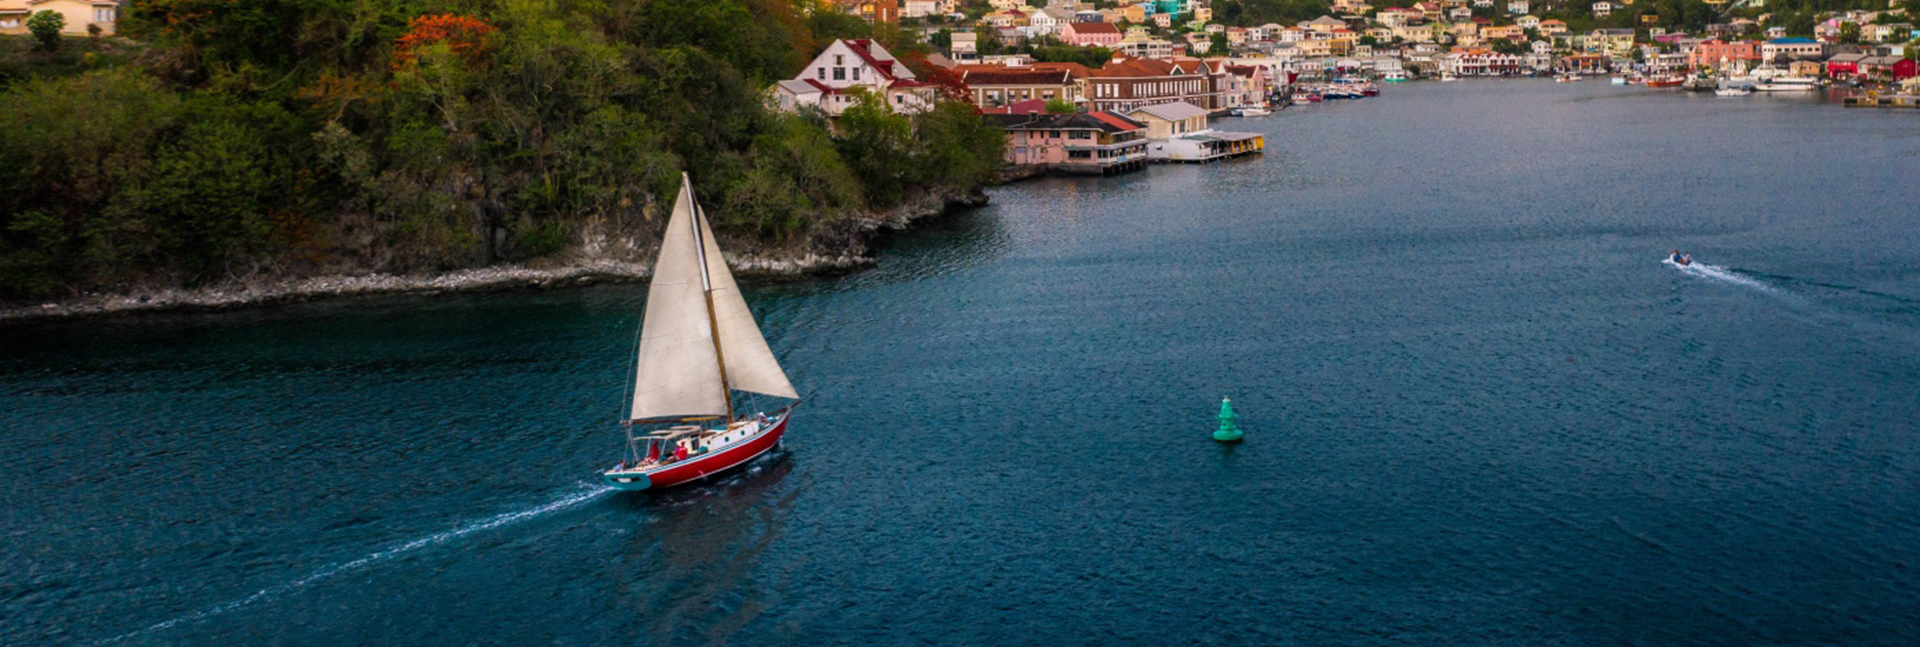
left=1843, top=95, right=1920, bottom=109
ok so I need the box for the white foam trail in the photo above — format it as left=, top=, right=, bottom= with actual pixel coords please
left=1665, top=258, right=1775, bottom=293
left=98, top=485, right=610, bottom=645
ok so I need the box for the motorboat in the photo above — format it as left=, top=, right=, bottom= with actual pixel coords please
left=1668, top=250, right=1692, bottom=266
left=1233, top=106, right=1272, bottom=117
left=1715, top=86, right=1752, bottom=96
left=1753, top=68, right=1819, bottom=91
left=1382, top=71, right=1409, bottom=82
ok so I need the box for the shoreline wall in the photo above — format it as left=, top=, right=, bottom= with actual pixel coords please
left=0, top=186, right=989, bottom=324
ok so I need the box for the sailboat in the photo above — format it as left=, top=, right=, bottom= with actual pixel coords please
left=603, top=174, right=799, bottom=492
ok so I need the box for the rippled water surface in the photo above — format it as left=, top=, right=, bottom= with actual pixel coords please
left=6, top=81, right=1920, bottom=646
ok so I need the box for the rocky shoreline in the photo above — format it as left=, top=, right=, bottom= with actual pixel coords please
left=0, top=187, right=989, bottom=324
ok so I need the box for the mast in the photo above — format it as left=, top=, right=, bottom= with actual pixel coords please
left=686, top=177, right=736, bottom=424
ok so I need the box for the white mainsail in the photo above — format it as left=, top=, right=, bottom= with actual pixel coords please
left=628, top=175, right=795, bottom=422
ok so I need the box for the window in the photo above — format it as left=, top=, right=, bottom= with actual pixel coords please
left=833, top=68, right=846, bottom=80
left=835, top=55, right=845, bottom=65
left=818, top=67, right=827, bottom=80
left=853, top=68, right=862, bottom=81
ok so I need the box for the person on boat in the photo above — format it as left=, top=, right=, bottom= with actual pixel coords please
left=674, top=443, right=690, bottom=461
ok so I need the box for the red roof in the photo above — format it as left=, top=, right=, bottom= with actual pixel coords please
left=1030, top=61, right=1093, bottom=79
left=1087, top=112, right=1144, bottom=131
left=844, top=39, right=900, bottom=82
left=1070, top=22, right=1121, bottom=35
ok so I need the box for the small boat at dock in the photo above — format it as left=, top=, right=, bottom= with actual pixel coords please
left=1232, top=106, right=1272, bottom=117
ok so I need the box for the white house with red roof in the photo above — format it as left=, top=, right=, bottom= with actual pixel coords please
left=770, top=39, right=938, bottom=117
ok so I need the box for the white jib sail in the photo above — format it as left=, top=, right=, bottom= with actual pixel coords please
left=629, top=177, right=729, bottom=421
left=695, top=202, right=800, bottom=400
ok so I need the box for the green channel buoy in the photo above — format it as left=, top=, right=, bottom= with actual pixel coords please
left=1213, top=397, right=1243, bottom=443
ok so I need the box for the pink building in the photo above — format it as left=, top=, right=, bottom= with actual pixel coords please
left=1061, top=22, right=1122, bottom=47
left=986, top=111, right=1148, bottom=175
left=1689, top=39, right=1762, bottom=69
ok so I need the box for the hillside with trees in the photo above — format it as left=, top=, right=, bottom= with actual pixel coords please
left=0, top=0, right=1002, bottom=301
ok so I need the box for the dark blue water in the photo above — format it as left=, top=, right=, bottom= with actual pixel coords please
left=6, top=81, right=1920, bottom=646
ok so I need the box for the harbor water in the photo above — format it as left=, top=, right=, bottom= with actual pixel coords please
left=5, top=80, right=1920, bottom=645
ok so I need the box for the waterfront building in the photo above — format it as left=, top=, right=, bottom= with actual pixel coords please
left=1858, top=56, right=1919, bottom=79
left=1827, top=52, right=1866, bottom=78
left=1761, top=37, right=1828, bottom=62
left=770, top=39, right=937, bottom=117
left=1123, top=102, right=1264, bottom=162
left=988, top=111, right=1150, bottom=175
left=0, top=0, right=118, bottom=35
left=1689, top=39, right=1761, bottom=68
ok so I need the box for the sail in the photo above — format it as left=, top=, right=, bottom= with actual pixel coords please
left=629, top=178, right=729, bottom=421
left=695, top=202, right=800, bottom=400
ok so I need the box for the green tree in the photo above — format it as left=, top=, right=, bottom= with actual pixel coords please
left=1044, top=97, right=1076, bottom=113
left=27, top=10, right=65, bottom=51
left=1211, top=32, right=1231, bottom=53
left=1839, top=21, right=1860, bottom=44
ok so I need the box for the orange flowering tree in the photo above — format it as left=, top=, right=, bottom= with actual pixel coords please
left=392, top=14, right=497, bottom=70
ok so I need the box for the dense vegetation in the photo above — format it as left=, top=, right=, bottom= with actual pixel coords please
left=0, top=0, right=1002, bottom=300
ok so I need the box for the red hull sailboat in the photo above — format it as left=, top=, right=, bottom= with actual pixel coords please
left=603, top=174, right=800, bottom=492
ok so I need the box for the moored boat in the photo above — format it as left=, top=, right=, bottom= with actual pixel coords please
left=1233, top=106, right=1272, bottom=116
left=602, top=174, right=801, bottom=492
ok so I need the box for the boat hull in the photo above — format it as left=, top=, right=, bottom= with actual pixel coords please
left=604, top=412, right=790, bottom=491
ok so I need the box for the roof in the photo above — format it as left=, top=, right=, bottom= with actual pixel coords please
left=841, top=39, right=911, bottom=82
left=988, top=111, right=1147, bottom=133
left=1828, top=52, right=1868, bottom=62
left=1068, top=22, right=1121, bottom=35
left=1030, top=61, right=1093, bottom=79
left=1128, top=101, right=1209, bottom=121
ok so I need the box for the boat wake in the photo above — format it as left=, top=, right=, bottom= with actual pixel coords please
left=1663, top=258, right=1776, bottom=293
left=97, top=485, right=612, bottom=645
